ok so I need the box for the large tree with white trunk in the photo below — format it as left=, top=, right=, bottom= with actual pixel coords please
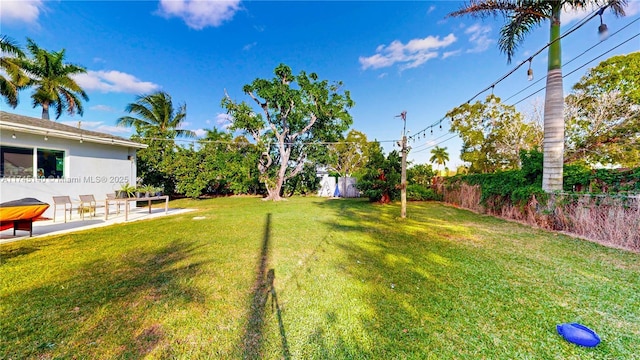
left=222, top=63, right=354, bottom=201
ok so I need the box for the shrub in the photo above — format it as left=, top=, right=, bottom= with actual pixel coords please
left=407, top=184, right=442, bottom=201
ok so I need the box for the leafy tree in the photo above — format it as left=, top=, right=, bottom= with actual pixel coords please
left=564, top=53, right=640, bottom=167
left=328, top=129, right=370, bottom=177
left=447, top=94, right=541, bottom=173
left=133, top=136, right=177, bottom=195
left=0, top=35, right=28, bottom=108
left=118, top=91, right=196, bottom=194
left=171, top=145, right=209, bottom=199
left=172, top=129, right=231, bottom=198
left=456, top=165, right=470, bottom=175
left=223, top=136, right=264, bottom=195
left=18, top=38, right=89, bottom=119
left=222, top=63, right=354, bottom=200
left=407, top=163, right=435, bottom=187
left=283, top=162, right=321, bottom=197
left=357, top=142, right=401, bottom=203
left=449, top=0, right=628, bottom=191
left=429, top=146, right=449, bottom=174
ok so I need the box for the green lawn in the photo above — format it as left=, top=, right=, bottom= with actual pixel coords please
left=1, top=197, right=639, bottom=359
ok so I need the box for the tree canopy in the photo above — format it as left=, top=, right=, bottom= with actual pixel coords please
left=429, top=146, right=449, bottom=174
left=118, top=91, right=196, bottom=194
left=0, top=35, right=28, bottom=108
left=446, top=94, right=542, bottom=173
left=357, top=142, right=401, bottom=203
left=117, top=91, right=196, bottom=139
left=18, top=38, right=89, bottom=120
left=328, top=129, right=370, bottom=177
left=222, top=63, right=354, bottom=200
left=565, top=52, right=640, bottom=167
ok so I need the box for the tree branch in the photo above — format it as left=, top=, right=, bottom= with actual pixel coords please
left=284, top=150, right=307, bottom=181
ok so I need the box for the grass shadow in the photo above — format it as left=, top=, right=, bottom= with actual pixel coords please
left=1, top=240, right=207, bottom=359
left=304, top=198, right=640, bottom=358
left=241, top=213, right=291, bottom=360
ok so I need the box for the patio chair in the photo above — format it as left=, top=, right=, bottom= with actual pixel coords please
left=106, top=193, right=121, bottom=215
left=52, top=196, right=73, bottom=223
left=78, top=195, right=97, bottom=220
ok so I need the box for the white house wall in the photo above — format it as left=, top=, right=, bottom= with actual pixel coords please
left=1, top=130, right=138, bottom=218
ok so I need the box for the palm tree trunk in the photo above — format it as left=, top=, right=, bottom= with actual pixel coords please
left=542, top=4, right=564, bottom=192
left=42, top=102, right=50, bottom=120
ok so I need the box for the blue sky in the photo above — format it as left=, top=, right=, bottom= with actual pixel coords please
left=2, top=0, right=639, bottom=168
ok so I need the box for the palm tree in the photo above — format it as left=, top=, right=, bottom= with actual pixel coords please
left=18, top=38, right=89, bottom=120
left=0, top=35, right=29, bottom=108
left=117, top=91, right=196, bottom=138
left=430, top=146, right=449, bottom=175
left=449, top=0, right=627, bottom=192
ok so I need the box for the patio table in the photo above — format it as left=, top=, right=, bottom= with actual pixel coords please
left=105, top=195, right=169, bottom=221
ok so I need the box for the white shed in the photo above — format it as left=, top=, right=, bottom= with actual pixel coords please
left=0, top=111, right=147, bottom=219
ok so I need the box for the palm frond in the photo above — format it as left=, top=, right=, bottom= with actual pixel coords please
left=499, top=7, right=549, bottom=62
left=448, top=0, right=520, bottom=19
left=0, top=77, right=19, bottom=107
left=120, top=91, right=191, bottom=138
left=0, top=35, right=25, bottom=57
left=606, top=0, right=628, bottom=16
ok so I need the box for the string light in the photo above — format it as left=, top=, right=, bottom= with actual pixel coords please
left=597, top=7, right=609, bottom=40
left=404, top=6, right=633, bottom=154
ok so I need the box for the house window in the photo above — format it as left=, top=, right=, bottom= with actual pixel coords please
left=0, top=146, right=65, bottom=178
left=1, top=146, right=33, bottom=178
left=37, top=149, right=65, bottom=178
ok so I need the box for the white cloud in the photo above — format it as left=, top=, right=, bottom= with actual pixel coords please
left=626, top=1, right=640, bottom=16
left=359, top=34, right=457, bottom=70
left=465, top=24, right=493, bottom=53
left=561, top=5, right=595, bottom=25
left=215, top=113, right=233, bottom=129
left=442, top=50, right=462, bottom=59
left=193, top=128, right=208, bottom=137
left=60, top=121, right=130, bottom=134
left=157, top=0, right=242, bottom=30
left=0, top=0, right=44, bottom=24
left=90, top=104, right=117, bottom=112
left=427, top=5, right=436, bottom=14
left=74, top=70, right=160, bottom=94
left=94, top=125, right=132, bottom=134
left=560, top=3, right=639, bottom=25
left=243, top=42, right=257, bottom=51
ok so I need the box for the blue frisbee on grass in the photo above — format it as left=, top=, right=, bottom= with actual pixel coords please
left=557, top=323, right=601, bottom=347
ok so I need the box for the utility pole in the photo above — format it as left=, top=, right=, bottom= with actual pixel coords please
left=396, top=111, right=408, bottom=219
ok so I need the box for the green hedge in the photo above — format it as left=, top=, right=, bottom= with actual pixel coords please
left=407, top=184, right=442, bottom=201
left=445, top=150, right=639, bottom=210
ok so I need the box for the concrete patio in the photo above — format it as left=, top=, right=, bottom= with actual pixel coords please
left=0, top=205, right=193, bottom=244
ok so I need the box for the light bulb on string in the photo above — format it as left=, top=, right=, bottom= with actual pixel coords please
left=527, top=59, right=534, bottom=81
left=597, top=7, right=609, bottom=40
